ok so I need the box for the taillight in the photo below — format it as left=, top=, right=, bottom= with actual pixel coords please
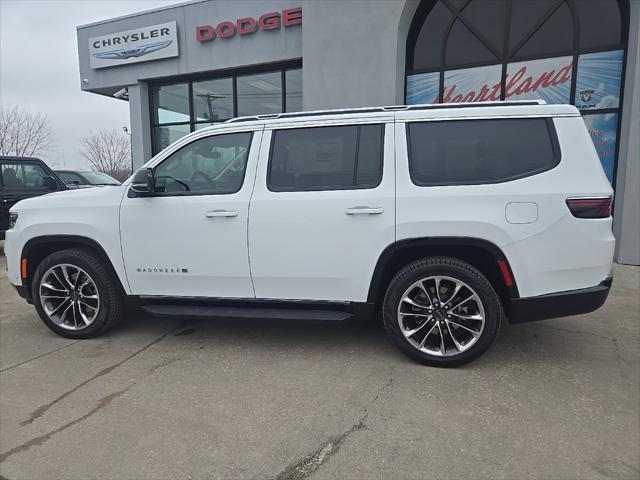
left=566, top=197, right=613, bottom=218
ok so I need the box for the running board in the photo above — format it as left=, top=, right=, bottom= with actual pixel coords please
left=140, top=304, right=354, bottom=321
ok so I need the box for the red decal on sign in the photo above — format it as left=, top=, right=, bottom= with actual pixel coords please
left=258, top=12, right=281, bottom=30
left=237, top=17, right=258, bottom=35
left=216, top=21, right=236, bottom=38
left=282, top=7, right=302, bottom=27
left=196, top=25, right=215, bottom=42
left=196, top=8, right=301, bottom=43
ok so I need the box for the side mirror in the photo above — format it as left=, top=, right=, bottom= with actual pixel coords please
left=43, top=176, right=58, bottom=191
left=129, top=167, right=155, bottom=197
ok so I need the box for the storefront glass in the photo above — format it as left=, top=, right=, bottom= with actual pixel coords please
left=150, top=64, right=302, bottom=154
left=406, top=0, right=628, bottom=186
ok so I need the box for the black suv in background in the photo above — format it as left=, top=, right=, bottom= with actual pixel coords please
left=0, top=156, right=67, bottom=239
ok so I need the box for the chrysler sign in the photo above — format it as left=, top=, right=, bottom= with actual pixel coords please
left=89, top=22, right=179, bottom=69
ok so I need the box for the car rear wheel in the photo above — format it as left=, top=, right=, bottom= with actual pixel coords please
left=383, top=256, right=502, bottom=367
left=32, top=248, right=123, bottom=339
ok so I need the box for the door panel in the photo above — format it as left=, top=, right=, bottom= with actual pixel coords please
left=119, top=129, right=262, bottom=298
left=248, top=122, right=395, bottom=302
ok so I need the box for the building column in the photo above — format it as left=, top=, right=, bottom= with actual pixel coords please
left=613, top=2, right=640, bottom=265
left=127, top=82, right=153, bottom=170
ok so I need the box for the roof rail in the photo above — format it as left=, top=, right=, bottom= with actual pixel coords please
left=224, top=100, right=547, bottom=124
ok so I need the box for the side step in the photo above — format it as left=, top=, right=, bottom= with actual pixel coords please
left=140, top=304, right=354, bottom=321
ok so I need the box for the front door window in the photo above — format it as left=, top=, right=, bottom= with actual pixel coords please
left=153, top=132, right=252, bottom=195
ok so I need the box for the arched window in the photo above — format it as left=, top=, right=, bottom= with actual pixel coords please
left=405, top=0, right=629, bottom=185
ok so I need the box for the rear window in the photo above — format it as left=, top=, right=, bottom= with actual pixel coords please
left=407, top=118, right=558, bottom=186
left=268, top=124, right=384, bottom=191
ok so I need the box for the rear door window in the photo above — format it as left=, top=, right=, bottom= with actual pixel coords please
left=407, top=118, right=558, bottom=186
left=268, top=124, right=384, bottom=191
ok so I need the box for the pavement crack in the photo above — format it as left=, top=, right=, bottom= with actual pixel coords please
left=148, top=357, right=179, bottom=374
left=0, top=388, right=129, bottom=465
left=276, top=367, right=394, bottom=480
left=0, top=341, right=80, bottom=374
left=19, top=326, right=177, bottom=427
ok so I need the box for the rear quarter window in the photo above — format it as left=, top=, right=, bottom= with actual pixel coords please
left=407, top=118, right=559, bottom=186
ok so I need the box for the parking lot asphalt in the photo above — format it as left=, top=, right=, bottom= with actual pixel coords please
left=0, top=250, right=639, bottom=480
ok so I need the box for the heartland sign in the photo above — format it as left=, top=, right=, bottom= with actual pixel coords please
left=89, top=22, right=178, bottom=69
left=196, top=8, right=302, bottom=43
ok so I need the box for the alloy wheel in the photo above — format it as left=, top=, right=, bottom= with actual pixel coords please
left=397, top=275, right=485, bottom=357
left=39, top=264, right=100, bottom=330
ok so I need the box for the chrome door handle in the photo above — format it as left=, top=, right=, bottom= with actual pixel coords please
left=345, top=206, right=384, bottom=215
left=205, top=209, right=238, bottom=218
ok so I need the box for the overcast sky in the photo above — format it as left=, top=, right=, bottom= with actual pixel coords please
left=0, top=0, right=181, bottom=168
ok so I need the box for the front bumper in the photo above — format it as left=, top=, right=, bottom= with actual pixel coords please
left=509, top=276, right=612, bottom=323
left=12, top=284, right=33, bottom=304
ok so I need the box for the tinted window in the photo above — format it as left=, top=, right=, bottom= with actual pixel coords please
left=154, top=132, right=252, bottom=195
left=1, top=163, right=49, bottom=189
left=411, top=1, right=451, bottom=70
left=408, top=118, right=557, bottom=185
left=576, top=0, right=623, bottom=49
left=446, top=19, right=497, bottom=67
left=59, top=172, right=84, bottom=184
left=514, top=3, right=574, bottom=58
left=269, top=124, right=384, bottom=191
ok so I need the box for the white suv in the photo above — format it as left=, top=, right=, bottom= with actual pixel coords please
left=4, top=101, right=615, bottom=367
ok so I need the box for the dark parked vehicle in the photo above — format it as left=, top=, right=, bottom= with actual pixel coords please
left=55, top=170, right=121, bottom=187
left=1, top=156, right=67, bottom=239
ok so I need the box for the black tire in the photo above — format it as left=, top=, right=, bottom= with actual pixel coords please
left=32, top=248, right=124, bottom=339
left=383, top=256, right=502, bottom=367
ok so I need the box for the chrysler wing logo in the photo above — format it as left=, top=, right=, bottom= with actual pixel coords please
left=93, top=40, right=173, bottom=60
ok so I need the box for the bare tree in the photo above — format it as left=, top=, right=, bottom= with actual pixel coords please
left=78, top=129, right=131, bottom=181
left=0, top=105, right=54, bottom=157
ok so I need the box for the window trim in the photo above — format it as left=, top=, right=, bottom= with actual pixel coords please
left=406, top=117, right=561, bottom=187
left=149, top=130, right=254, bottom=197
left=266, top=123, right=385, bottom=193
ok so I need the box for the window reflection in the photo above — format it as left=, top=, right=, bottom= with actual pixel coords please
left=286, top=69, right=303, bottom=112
left=150, top=66, right=301, bottom=155
left=193, top=78, right=234, bottom=121
left=153, top=83, right=190, bottom=124
left=237, top=72, right=282, bottom=116
left=153, top=124, right=191, bottom=153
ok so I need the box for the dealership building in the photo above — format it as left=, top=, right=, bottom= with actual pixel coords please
left=76, top=0, right=639, bottom=264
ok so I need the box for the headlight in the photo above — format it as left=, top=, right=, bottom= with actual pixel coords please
left=8, top=212, right=18, bottom=229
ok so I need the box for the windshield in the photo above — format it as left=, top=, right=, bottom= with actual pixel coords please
left=80, top=172, right=120, bottom=185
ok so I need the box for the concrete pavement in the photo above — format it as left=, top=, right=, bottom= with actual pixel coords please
left=1, top=253, right=638, bottom=480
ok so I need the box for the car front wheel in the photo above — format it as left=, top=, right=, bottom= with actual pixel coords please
left=383, top=256, right=502, bottom=367
left=32, top=248, right=123, bottom=339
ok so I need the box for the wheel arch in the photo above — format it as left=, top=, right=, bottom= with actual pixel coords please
left=368, top=237, right=519, bottom=317
left=21, top=235, right=127, bottom=298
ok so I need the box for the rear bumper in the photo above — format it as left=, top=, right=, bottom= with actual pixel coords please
left=509, top=276, right=612, bottom=323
